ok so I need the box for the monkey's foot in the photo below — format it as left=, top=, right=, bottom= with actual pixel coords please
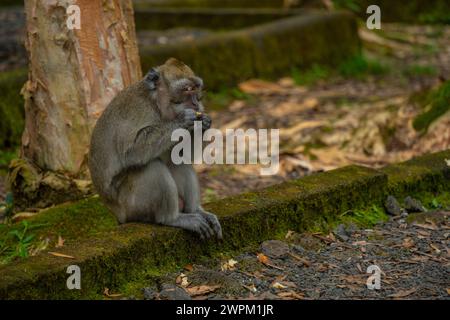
left=200, top=212, right=223, bottom=240
left=165, top=213, right=214, bottom=240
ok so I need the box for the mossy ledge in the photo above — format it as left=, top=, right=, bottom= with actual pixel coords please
left=0, top=150, right=449, bottom=299
left=134, top=8, right=302, bottom=31
left=139, top=11, right=360, bottom=91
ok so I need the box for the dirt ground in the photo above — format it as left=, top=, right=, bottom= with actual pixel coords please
left=138, top=210, right=449, bottom=300
left=197, top=24, right=450, bottom=202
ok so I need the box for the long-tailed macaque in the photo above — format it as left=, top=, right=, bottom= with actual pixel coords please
left=89, top=58, right=222, bottom=239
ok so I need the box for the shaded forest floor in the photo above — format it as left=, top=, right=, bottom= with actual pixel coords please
left=134, top=209, right=449, bottom=300
left=198, top=23, right=450, bottom=202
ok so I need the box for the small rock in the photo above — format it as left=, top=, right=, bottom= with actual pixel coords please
left=292, top=244, right=307, bottom=254
left=261, top=240, right=290, bottom=258
left=334, top=224, right=350, bottom=242
left=404, top=196, right=427, bottom=213
left=258, top=291, right=281, bottom=300
left=142, top=287, right=158, bottom=300
left=159, top=284, right=191, bottom=300
left=384, top=195, right=402, bottom=216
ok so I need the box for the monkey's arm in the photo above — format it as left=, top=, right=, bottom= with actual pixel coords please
left=123, top=122, right=180, bottom=168
left=123, top=109, right=196, bottom=168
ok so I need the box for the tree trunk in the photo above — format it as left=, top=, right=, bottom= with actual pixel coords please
left=8, top=0, right=142, bottom=210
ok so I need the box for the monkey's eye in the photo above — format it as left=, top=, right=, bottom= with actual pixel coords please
left=184, top=86, right=195, bottom=92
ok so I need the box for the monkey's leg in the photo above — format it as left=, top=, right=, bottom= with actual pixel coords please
left=164, top=213, right=215, bottom=240
left=168, top=163, right=223, bottom=239
left=121, top=160, right=214, bottom=239
left=196, top=206, right=223, bottom=239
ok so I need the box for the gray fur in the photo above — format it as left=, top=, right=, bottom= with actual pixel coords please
left=88, top=59, right=222, bottom=239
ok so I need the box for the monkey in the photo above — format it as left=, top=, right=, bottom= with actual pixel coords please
left=88, top=58, right=222, bottom=240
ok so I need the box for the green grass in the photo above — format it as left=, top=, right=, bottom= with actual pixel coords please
left=332, top=0, right=361, bottom=12
left=0, top=197, right=117, bottom=265
left=0, top=220, right=48, bottom=265
left=291, top=64, right=329, bottom=86
left=290, top=54, right=388, bottom=87
left=338, top=54, right=388, bottom=78
left=340, top=204, right=389, bottom=228
left=413, top=80, right=450, bottom=132
left=204, top=87, right=252, bottom=111
left=403, top=64, right=437, bottom=77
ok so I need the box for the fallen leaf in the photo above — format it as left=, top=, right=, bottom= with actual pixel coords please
left=388, top=288, right=417, bottom=298
left=184, top=264, right=194, bottom=272
left=356, top=263, right=363, bottom=273
left=257, top=253, right=269, bottom=265
left=238, top=79, right=287, bottom=94
left=277, top=291, right=305, bottom=300
left=221, top=259, right=238, bottom=271
left=272, top=282, right=288, bottom=290
left=256, top=253, right=284, bottom=270
left=417, top=230, right=431, bottom=237
left=103, top=288, right=122, bottom=298
left=402, top=237, right=415, bottom=249
left=48, top=252, right=74, bottom=259
left=242, top=284, right=257, bottom=293
left=288, top=252, right=311, bottom=267
left=285, top=230, right=296, bottom=240
left=413, top=222, right=438, bottom=231
left=186, top=285, right=220, bottom=296
left=430, top=243, right=441, bottom=254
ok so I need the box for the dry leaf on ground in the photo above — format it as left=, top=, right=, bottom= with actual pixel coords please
left=186, top=285, right=221, bottom=296
left=48, top=251, right=74, bottom=259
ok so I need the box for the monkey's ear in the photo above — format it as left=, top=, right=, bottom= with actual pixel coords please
left=144, top=68, right=160, bottom=90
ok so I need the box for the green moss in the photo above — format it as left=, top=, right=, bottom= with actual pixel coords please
left=381, top=149, right=450, bottom=198
left=134, top=0, right=292, bottom=9
left=336, top=0, right=450, bottom=24
left=0, top=69, right=27, bottom=150
left=135, top=8, right=296, bottom=31
left=0, top=197, right=117, bottom=264
left=413, top=81, right=450, bottom=132
left=0, top=150, right=449, bottom=299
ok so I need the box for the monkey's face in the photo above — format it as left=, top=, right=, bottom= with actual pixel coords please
left=168, top=76, right=204, bottom=114
left=145, top=59, right=206, bottom=118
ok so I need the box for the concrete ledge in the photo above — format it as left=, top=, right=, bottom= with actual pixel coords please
left=133, top=0, right=295, bottom=9
left=140, top=11, right=360, bottom=90
left=1, top=150, right=449, bottom=299
left=135, top=8, right=298, bottom=30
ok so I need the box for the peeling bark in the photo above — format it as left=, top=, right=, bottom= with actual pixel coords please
left=21, top=0, right=141, bottom=178
left=11, top=0, right=141, bottom=210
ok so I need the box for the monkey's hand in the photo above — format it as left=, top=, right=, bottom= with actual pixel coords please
left=180, top=108, right=197, bottom=131
left=201, top=113, right=212, bottom=130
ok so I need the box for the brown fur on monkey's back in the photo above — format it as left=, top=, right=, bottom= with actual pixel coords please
left=88, top=79, right=160, bottom=202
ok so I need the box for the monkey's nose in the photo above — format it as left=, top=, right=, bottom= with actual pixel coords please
left=191, top=95, right=199, bottom=110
